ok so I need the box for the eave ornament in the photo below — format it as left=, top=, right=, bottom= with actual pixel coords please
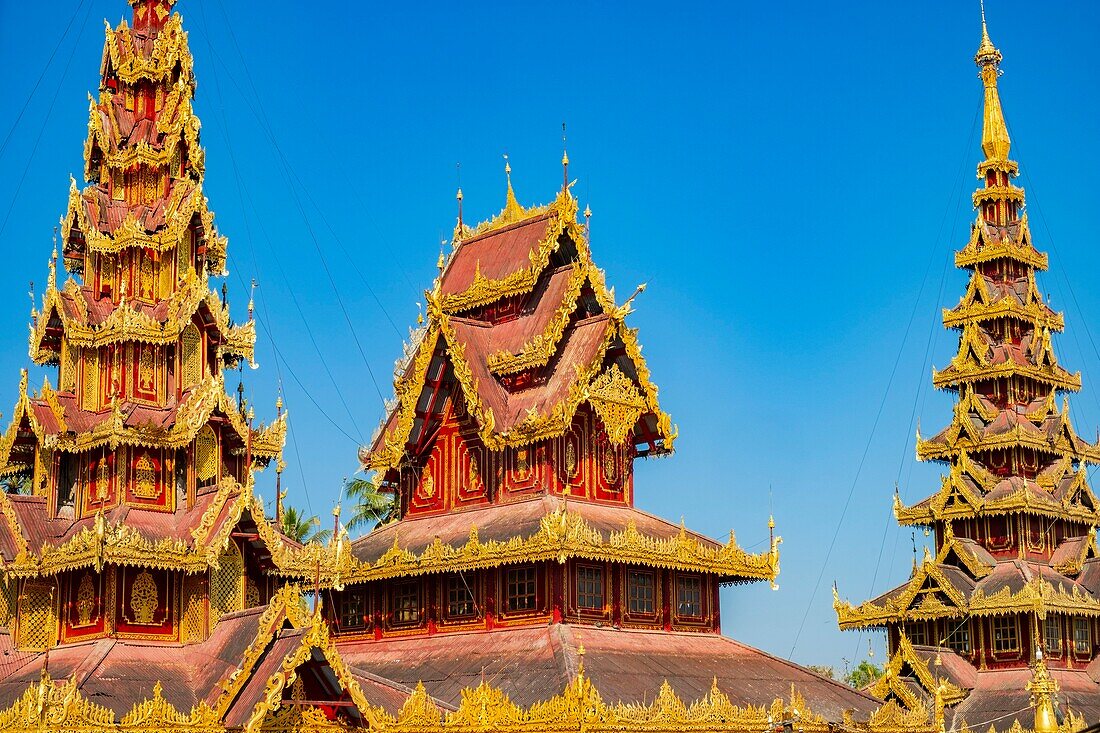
left=586, top=364, right=646, bottom=445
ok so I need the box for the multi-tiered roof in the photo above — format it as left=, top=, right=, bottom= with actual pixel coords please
left=835, top=16, right=1100, bottom=732
left=0, top=2, right=405, bottom=730
left=303, top=162, right=923, bottom=730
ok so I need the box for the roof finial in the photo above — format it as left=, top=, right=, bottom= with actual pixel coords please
left=561, top=122, right=569, bottom=191
left=974, top=1, right=1010, bottom=161
left=455, top=162, right=464, bottom=240
left=501, top=153, right=524, bottom=221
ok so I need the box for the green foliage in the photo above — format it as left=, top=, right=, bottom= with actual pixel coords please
left=844, top=660, right=883, bottom=689
left=281, top=505, right=332, bottom=545
left=343, top=476, right=396, bottom=534
left=806, top=665, right=837, bottom=681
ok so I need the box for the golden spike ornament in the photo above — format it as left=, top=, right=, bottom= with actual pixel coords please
left=975, top=8, right=1010, bottom=162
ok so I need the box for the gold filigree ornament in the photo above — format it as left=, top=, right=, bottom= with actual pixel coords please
left=421, top=468, right=436, bottom=499
left=129, top=570, right=159, bottom=624
left=586, top=364, right=646, bottom=445
left=75, top=573, right=96, bottom=626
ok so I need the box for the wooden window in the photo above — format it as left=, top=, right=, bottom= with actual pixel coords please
left=944, top=622, right=969, bottom=654
left=576, top=565, right=604, bottom=611
left=675, top=575, right=702, bottom=618
left=906, top=623, right=926, bottom=646
left=627, top=570, right=655, bottom=615
left=505, top=565, right=537, bottom=612
left=339, top=591, right=366, bottom=630
left=992, top=616, right=1018, bottom=653
left=391, top=582, right=420, bottom=624
left=445, top=574, right=476, bottom=618
left=1074, top=618, right=1091, bottom=655
left=1044, top=616, right=1062, bottom=656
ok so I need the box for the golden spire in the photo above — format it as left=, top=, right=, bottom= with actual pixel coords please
left=502, top=154, right=524, bottom=221
left=1027, top=655, right=1060, bottom=733
left=975, top=2, right=1011, bottom=162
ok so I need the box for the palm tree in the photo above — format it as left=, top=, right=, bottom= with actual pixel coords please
left=281, top=505, right=332, bottom=545
left=343, top=476, right=396, bottom=535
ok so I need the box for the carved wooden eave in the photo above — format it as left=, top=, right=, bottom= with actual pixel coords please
left=484, top=260, right=590, bottom=376
left=0, top=637, right=940, bottom=733
left=438, top=190, right=579, bottom=314
left=29, top=271, right=255, bottom=364
left=835, top=556, right=971, bottom=630
left=61, top=175, right=226, bottom=273
left=942, top=271, right=1063, bottom=331
left=101, top=14, right=194, bottom=86
left=869, top=636, right=970, bottom=709
left=209, top=585, right=384, bottom=733
left=1051, top=529, right=1099, bottom=576
left=301, top=507, right=778, bottom=588
left=915, top=399, right=1099, bottom=464
left=0, top=475, right=308, bottom=579
left=364, top=307, right=674, bottom=472
left=954, top=214, right=1047, bottom=270
left=0, top=372, right=285, bottom=461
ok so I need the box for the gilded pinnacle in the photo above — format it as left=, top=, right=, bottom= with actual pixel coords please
left=975, top=10, right=1010, bottom=161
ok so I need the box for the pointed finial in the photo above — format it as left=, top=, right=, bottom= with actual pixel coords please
left=248, top=279, right=256, bottom=320
left=501, top=154, right=524, bottom=222
left=561, top=122, right=569, bottom=190
left=975, top=2, right=1010, bottom=161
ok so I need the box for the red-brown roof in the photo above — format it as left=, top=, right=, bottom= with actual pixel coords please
left=350, top=495, right=721, bottom=565
left=440, top=214, right=552, bottom=298
left=450, top=314, right=611, bottom=432
left=336, top=623, right=881, bottom=722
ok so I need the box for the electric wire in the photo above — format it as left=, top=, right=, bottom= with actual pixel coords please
left=192, top=3, right=368, bottom=449
left=0, top=0, right=89, bottom=162
left=191, top=10, right=388, bottom=409
left=0, top=0, right=95, bottom=239
left=849, top=99, right=983, bottom=663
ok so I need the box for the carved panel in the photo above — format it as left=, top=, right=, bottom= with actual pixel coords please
left=82, top=348, right=99, bottom=410
left=0, top=578, right=13, bottom=627
left=209, top=540, right=243, bottom=625
left=134, top=344, right=158, bottom=402
left=17, top=582, right=57, bottom=650
left=131, top=451, right=161, bottom=501
left=180, top=573, right=207, bottom=643
left=129, top=570, right=158, bottom=624
left=75, top=573, right=97, bottom=627
left=195, top=426, right=218, bottom=484
left=180, top=323, right=202, bottom=388
left=60, top=340, right=76, bottom=393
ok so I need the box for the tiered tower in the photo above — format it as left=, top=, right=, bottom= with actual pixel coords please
left=835, top=16, right=1100, bottom=730
left=0, top=2, right=395, bottom=730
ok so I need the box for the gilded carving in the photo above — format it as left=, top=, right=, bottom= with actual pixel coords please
left=420, top=468, right=435, bottom=499
left=129, top=570, right=158, bottom=624
left=133, top=452, right=160, bottom=500
left=75, top=573, right=96, bottom=626
left=587, top=364, right=646, bottom=445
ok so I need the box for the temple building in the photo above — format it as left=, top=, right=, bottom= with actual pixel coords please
left=0, top=1, right=406, bottom=731
left=313, top=158, right=914, bottom=729
left=835, top=15, right=1100, bottom=732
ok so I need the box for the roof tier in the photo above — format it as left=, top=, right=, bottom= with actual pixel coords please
left=363, top=187, right=675, bottom=471
left=322, top=495, right=779, bottom=586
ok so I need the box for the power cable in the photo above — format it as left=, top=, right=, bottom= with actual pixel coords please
left=0, top=0, right=89, bottom=162
left=851, top=98, right=982, bottom=662
left=0, top=0, right=95, bottom=239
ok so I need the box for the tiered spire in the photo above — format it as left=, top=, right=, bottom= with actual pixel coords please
left=836, top=13, right=1100, bottom=731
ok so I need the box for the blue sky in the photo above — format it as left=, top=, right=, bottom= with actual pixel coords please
left=2, top=0, right=1099, bottom=670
